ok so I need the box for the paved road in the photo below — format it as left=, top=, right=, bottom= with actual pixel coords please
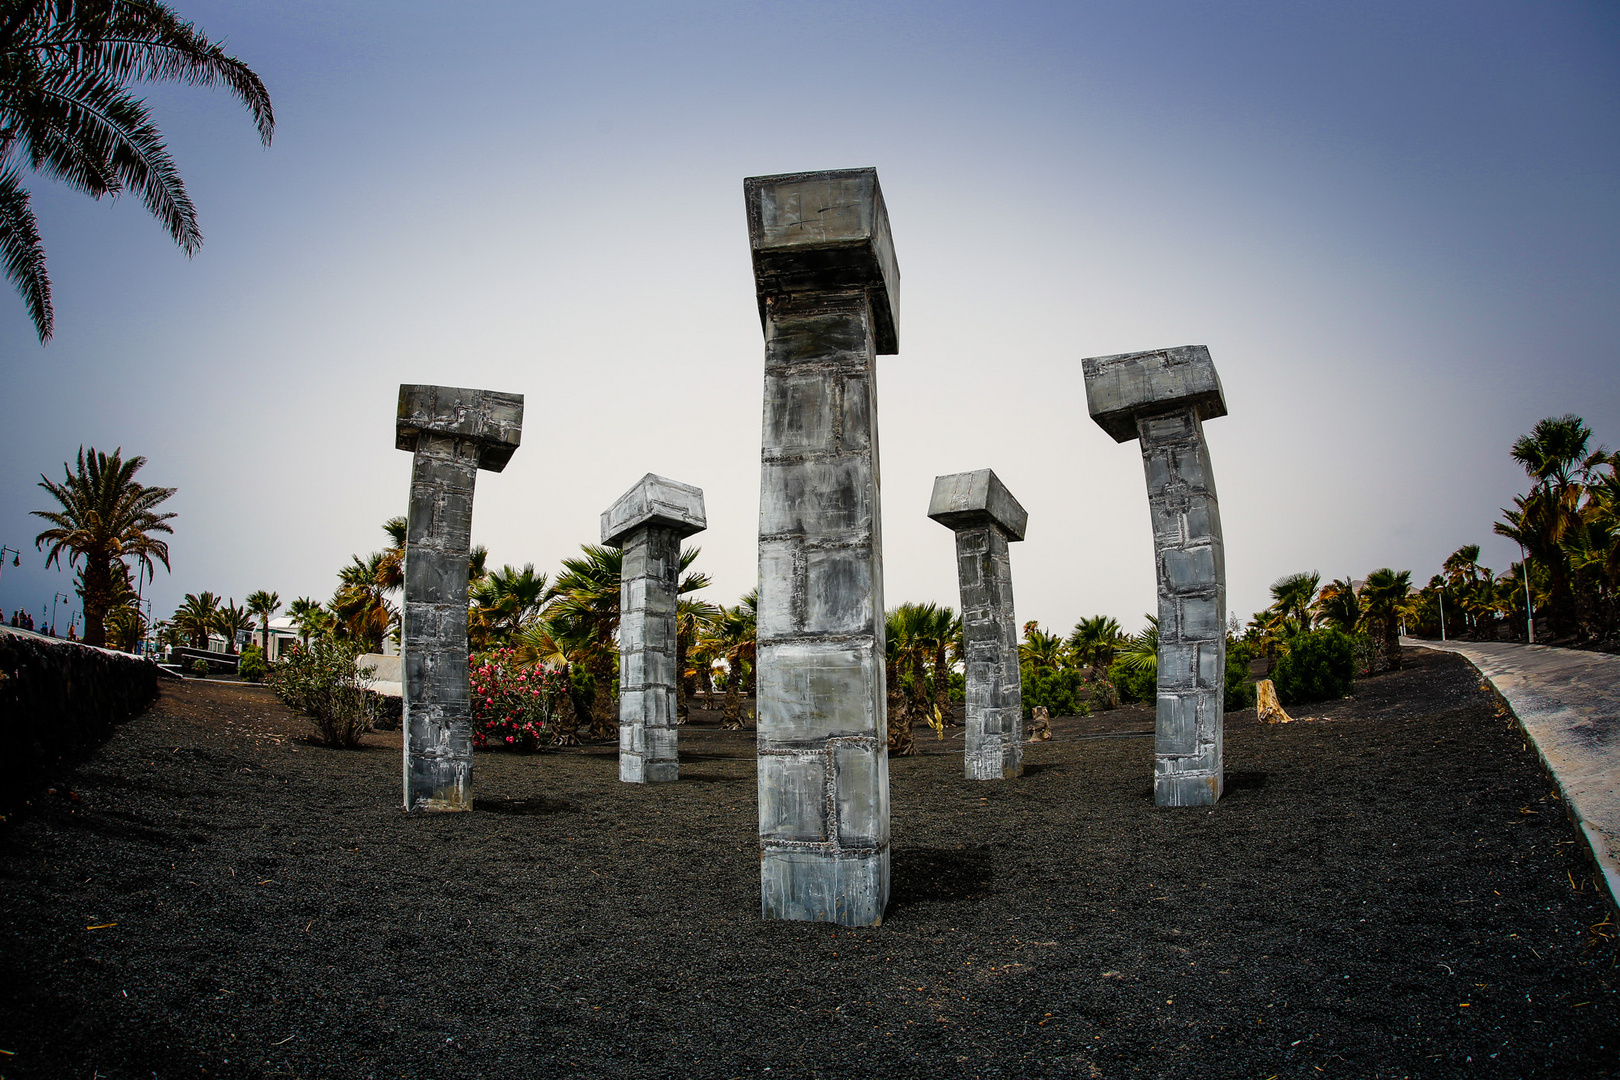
left=1409, top=637, right=1620, bottom=912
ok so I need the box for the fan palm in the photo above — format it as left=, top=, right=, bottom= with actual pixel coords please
left=1360, top=568, right=1414, bottom=670
left=245, top=588, right=278, bottom=654
left=469, top=563, right=548, bottom=650
left=710, top=593, right=758, bottom=730
left=1018, top=622, right=1067, bottom=671
left=1066, top=615, right=1122, bottom=677
left=1314, top=577, right=1360, bottom=634
left=33, top=445, right=175, bottom=646
left=0, top=0, right=274, bottom=341
left=1115, top=615, right=1160, bottom=676
left=1269, top=571, right=1320, bottom=632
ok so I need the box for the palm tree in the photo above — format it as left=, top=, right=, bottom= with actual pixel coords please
left=245, top=589, right=279, bottom=655
left=1018, top=622, right=1067, bottom=671
left=212, top=598, right=252, bottom=654
left=0, top=1, right=274, bottom=341
left=332, top=553, right=395, bottom=652
left=1496, top=415, right=1605, bottom=638
left=675, top=597, right=721, bottom=721
left=171, top=590, right=219, bottom=649
left=376, top=517, right=406, bottom=593
left=286, top=596, right=322, bottom=646
left=1269, top=571, right=1320, bottom=632
left=1067, top=615, right=1123, bottom=678
left=1359, top=568, right=1414, bottom=670
left=469, top=563, right=548, bottom=650
left=1115, top=615, right=1159, bottom=677
left=1, top=0, right=273, bottom=341
left=33, top=446, right=175, bottom=647
left=1314, top=577, right=1360, bottom=634
left=710, top=593, right=758, bottom=730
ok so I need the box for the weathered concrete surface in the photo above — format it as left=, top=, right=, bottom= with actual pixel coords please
left=397, top=384, right=523, bottom=812
left=1082, top=345, right=1227, bottom=807
left=602, top=474, right=707, bottom=784
left=1411, top=639, right=1620, bottom=914
left=929, top=469, right=1026, bottom=780
left=747, top=167, right=895, bottom=925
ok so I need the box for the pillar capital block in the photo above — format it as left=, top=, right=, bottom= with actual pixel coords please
left=928, top=469, right=1028, bottom=541
left=1081, top=345, right=1227, bottom=444
left=396, top=384, right=525, bottom=472
left=600, top=473, right=708, bottom=548
left=745, top=167, right=899, bottom=355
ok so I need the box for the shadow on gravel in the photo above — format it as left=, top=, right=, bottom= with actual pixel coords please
left=472, top=796, right=575, bottom=816
left=1020, top=762, right=1065, bottom=776
left=1225, top=770, right=1268, bottom=790
left=889, top=845, right=993, bottom=910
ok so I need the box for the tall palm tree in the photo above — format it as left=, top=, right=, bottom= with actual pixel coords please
left=332, top=553, right=395, bottom=652
left=1018, top=622, right=1067, bottom=671
left=1497, top=415, right=1605, bottom=638
left=675, top=596, right=721, bottom=721
left=245, top=589, right=279, bottom=654
left=1115, top=615, right=1159, bottom=677
left=33, top=446, right=175, bottom=646
left=171, top=589, right=218, bottom=649
left=0, top=0, right=274, bottom=341
left=1, top=0, right=273, bottom=341
left=1360, top=568, right=1414, bottom=670
left=376, top=516, right=406, bottom=593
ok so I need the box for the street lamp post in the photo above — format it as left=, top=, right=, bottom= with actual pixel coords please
left=51, top=591, right=70, bottom=636
left=1518, top=541, right=1535, bottom=645
left=1438, top=586, right=1446, bottom=642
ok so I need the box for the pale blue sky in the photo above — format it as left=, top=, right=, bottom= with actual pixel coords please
left=2, top=1, right=1616, bottom=636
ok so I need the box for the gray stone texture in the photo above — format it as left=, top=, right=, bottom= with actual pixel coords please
left=747, top=168, right=895, bottom=925
left=397, top=384, right=523, bottom=812
left=929, top=470, right=1026, bottom=780
left=602, top=474, right=707, bottom=784
left=1081, top=347, right=1227, bottom=807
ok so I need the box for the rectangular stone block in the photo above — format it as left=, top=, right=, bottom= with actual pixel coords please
left=759, top=460, right=873, bottom=539
left=1081, top=345, right=1226, bottom=443
left=833, top=741, right=889, bottom=846
left=396, top=384, right=524, bottom=472
left=601, top=476, right=707, bottom=547
left=756, top=643, right=879, bottom=745
left=758, top=753, right=829, bottom=842
left=804, top=548, right=874, bottom=634
left=760, top=848, right=889, bottom=926
left=746, top=168, right=899, bottom=355
left=927, top=469, right=1028, bottom=541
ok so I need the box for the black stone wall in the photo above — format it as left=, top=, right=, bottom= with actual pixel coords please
left=0, top=628, right=159, bottom=801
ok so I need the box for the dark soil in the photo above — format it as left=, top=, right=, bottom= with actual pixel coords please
left=1, top=648, right=1614, bottom=1079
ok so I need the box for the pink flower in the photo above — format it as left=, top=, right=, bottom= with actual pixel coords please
left=505, top=735, right=514, bottom=743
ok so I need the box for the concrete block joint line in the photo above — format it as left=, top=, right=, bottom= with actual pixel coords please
left=747, top=167, right=895, bottom=926
left=929, top=469, right=1027, bottom=780
left=396, top=384, right=524, bottom=812
left=1082, top=346, right=1228, bottom=807
left=602, top=474, right=707, bottom=784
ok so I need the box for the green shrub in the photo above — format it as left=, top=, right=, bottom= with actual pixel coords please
left=1107, top=657, right=1156, bottom=703
left=237, top=645, right=267, bottom=683
left=1225, top=639, right=1256, bottom=710
left=266, top=639, right=376, bottom=747
left=470, top=648, right=570, bottom=750
left=191, top=658, right=210, bottom=676
left=1018, top=663, right=1094, bottom=719
left=1273, top=628, right=1356, bottom=706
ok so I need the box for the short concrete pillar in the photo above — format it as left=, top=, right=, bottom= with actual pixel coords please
left=396, top=384, right=523, bottom=812
left=928, top=469, right=1027, bottom=781
left=601, top=473, right=707, bottom=783
left=1082, top=345, right=1228, bottom=806
left=746, top=167, right=897, bottom=925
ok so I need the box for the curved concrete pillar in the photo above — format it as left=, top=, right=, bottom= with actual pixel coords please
left=602, top=473, right=707, bottom=783
left=1082, top=346, right=1227, bottom=807
left=928, top=469, right=1027, bottom=780
left=396, top=384, right=523, bottom=812
left=746, top=167, right=897, bottom=926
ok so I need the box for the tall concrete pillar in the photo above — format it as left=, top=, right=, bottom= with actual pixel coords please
left=601, top=473, right=707, bottom=784
left=396, top=384, right=523, bottom=812
left=928, top=469, right=1027, bottom=781
left=1081, top=345, right=1228, bottom=806
left=746, top=167, right=897, bottom=926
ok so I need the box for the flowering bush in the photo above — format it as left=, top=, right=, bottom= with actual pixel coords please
left=471, top=648, right=569, bottom=751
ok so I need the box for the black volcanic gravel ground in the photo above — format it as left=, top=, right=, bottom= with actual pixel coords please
left=1, top=647, right=1615, bottom=1079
